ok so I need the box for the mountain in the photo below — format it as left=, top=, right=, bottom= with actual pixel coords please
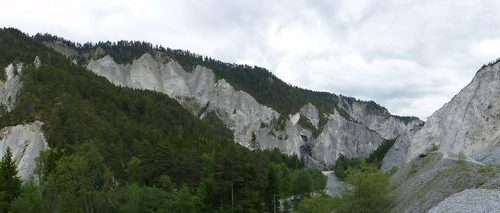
left=34, top=33, right=422, bottom=169
left=381, top=59, right=500, bottom=212
left=0, top=28, right=332, bottom=211
left=2, top=27, right=500, bottom=212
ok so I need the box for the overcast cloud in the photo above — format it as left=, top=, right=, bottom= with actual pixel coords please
left=2, top=0, right=500, bottom=119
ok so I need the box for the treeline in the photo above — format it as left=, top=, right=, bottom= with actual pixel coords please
left=30, top=29, right=418, bottom=123
left=297, top=163, right=393, bottom=213
left=334, top=139, right=396, bottom=180
left=0, top=28, right=326, bottom=212
left=0, top=144, right=325, bottom=212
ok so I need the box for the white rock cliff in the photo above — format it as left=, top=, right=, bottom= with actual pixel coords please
left=384, top=61, right=500, bottom=169
left=0, top=60, right=49, bottom=181
left=87, top=53, right=418, bottom=165
left=0, top=121, right=48, bottom=181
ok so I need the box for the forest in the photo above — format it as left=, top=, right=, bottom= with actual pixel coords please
left=0, top=28, right=327, bottom=212
left=32, top=31, right=419, bottom=124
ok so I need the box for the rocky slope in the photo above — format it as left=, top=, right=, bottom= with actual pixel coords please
left=383, top=60, right=500, bottom=170
left=0, top=63, right=24, bottom=112
left=0, top=121, right=48, bottom=180
left=0, top=59, right=49, bottom=181
left=381, top=60, right=500, bottom=212
left=86, top=53, right=421, bottom=166
left=429, top=189, right=500, bottom=213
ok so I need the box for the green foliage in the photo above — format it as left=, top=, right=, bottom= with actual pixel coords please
left=125, top=156, right=141, bottom=183
left=335, top=139, right=397, bottom=180
left=0, top=28, right=67, bottom=72
left=0, top=28, right=328, bottom=212
left=332, top=162, right=393, bottom=213
left=479, top=165, right=497, bottom=174
left=43, top=144, right=112, bottom=212
left=312, top=115, right=329, bottom=138
left=0, top=148, right=22, bottom=212
left=9, top=181, right=44, bottom=213
left=273, top=114, right=287, bottom=132
left=32, top=29, right=415, bottom=124
left=334, top=154, right=363, bottom=180
left=430, top=144, right=439, bottom=152
left=264, top=163, right=327, bottom=211
left=367, top=139, right=396, bottom=168
left=296, top=193, right=335, bottom=213
left=297, top=115, right=316, bottom=133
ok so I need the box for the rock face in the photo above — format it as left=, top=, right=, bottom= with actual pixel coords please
left=338, top=96, right=423, bottom=140
left=87, top=53, right=420, bottom=165
left=0, top=63, right=24, bottom=111
left=312, top=112, right=384, bottom=165
left=385, top=61, right=500, bottom=167
left=42, top=41, right=78, bottom=59
left=428, top=189, right=500, bottom=213
left=0, top=60, right=48, bottom=181
left=381, top=126, right=421, bottom=170
left=382, top=61, right=500, bottom=212
left=0, top=121, right=48, bottom=181
left=299, top=103, right=320, bottom=128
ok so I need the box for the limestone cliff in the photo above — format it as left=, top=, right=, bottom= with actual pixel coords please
left=0, top=63, right=24, bottom=111
left=0, top=59, right=49, bottom=181
left=0, top=121, right=48, bottom=181
left=380, top=60, right=500, bottom=212
left=429, top=189, right=500, bottom=213
left=312, top=112, right=384, bottom=165
left=87, top=53, right=419, bottom=165
left=384, top=60, right=500, bottom=169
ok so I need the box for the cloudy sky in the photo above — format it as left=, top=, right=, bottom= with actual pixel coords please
left=2, top=0, right=500, bottom=119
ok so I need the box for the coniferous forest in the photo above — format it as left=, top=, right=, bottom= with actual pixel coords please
left=0, top=28, right=328, bottom=212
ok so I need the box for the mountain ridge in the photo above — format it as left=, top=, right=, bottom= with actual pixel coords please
left=33, top=32, right=420, bottom=122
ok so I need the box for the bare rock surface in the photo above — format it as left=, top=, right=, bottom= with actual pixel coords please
left=87, top=54, right=418, bottom=164
left=403, top=62, right=500, bottom=165
left=0, top=121, right=48, bottom=180
left=0, top=64, right=23, bottom=111
left=428, top=189, right=500, bottom=213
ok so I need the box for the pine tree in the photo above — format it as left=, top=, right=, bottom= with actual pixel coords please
left=0, top=148, right=22, bottom=212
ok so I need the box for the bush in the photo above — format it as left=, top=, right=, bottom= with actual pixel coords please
left=332, top=162, right=393, bottom=213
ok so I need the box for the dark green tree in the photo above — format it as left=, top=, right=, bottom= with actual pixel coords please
left=332, top=162, right=393, bottom=213
left=265, top=164, right=280, bottom=211
left=9, top=182, right=44, bottom=213
left=197, top=153, right=215, bottom=211
left=125, top=156, right=141, bottom=183
left=0, top=148, right=22, bottom=212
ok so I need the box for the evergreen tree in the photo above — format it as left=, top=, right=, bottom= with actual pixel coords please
left=0, top=148, right=22, bottom=212
left=265, top=164, right=280, bottom=211
left=125, top=156, right=141, bottom=183
left=9, top=182, right=44, bottom=213
left=197, top=153, right=215, bottom=211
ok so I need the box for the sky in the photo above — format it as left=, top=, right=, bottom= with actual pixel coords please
left=2, top=0, right=500, bottom=119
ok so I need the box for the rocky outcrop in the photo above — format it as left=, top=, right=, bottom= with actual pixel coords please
left=0, top=59, right=47, bottom=181
left=312, top=112, right=384, bottom=165
left=34, top=56, right=42, bottom=69
left=0, top=121, right=48, bottom=181
left=429, top=189, right=500, bottom=213
left=338, top=96, right=423, bottom=140
left=382, top=60, right=500, bottom=212
left=43, top=41, right=78, bottom=59
left=381, top=126, right=422, bottom=170
left=87, top=54, right=418, bottom=164
left=0, top=63, right=24, bottom=111
left=299, top=103, right=320, bottom=128
left=88, top=54, right=297, bottom=152
left=385, top=61, right=500, bottom=166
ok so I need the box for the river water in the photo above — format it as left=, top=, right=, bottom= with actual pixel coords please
left=321, top=171, right=343, bottom=196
